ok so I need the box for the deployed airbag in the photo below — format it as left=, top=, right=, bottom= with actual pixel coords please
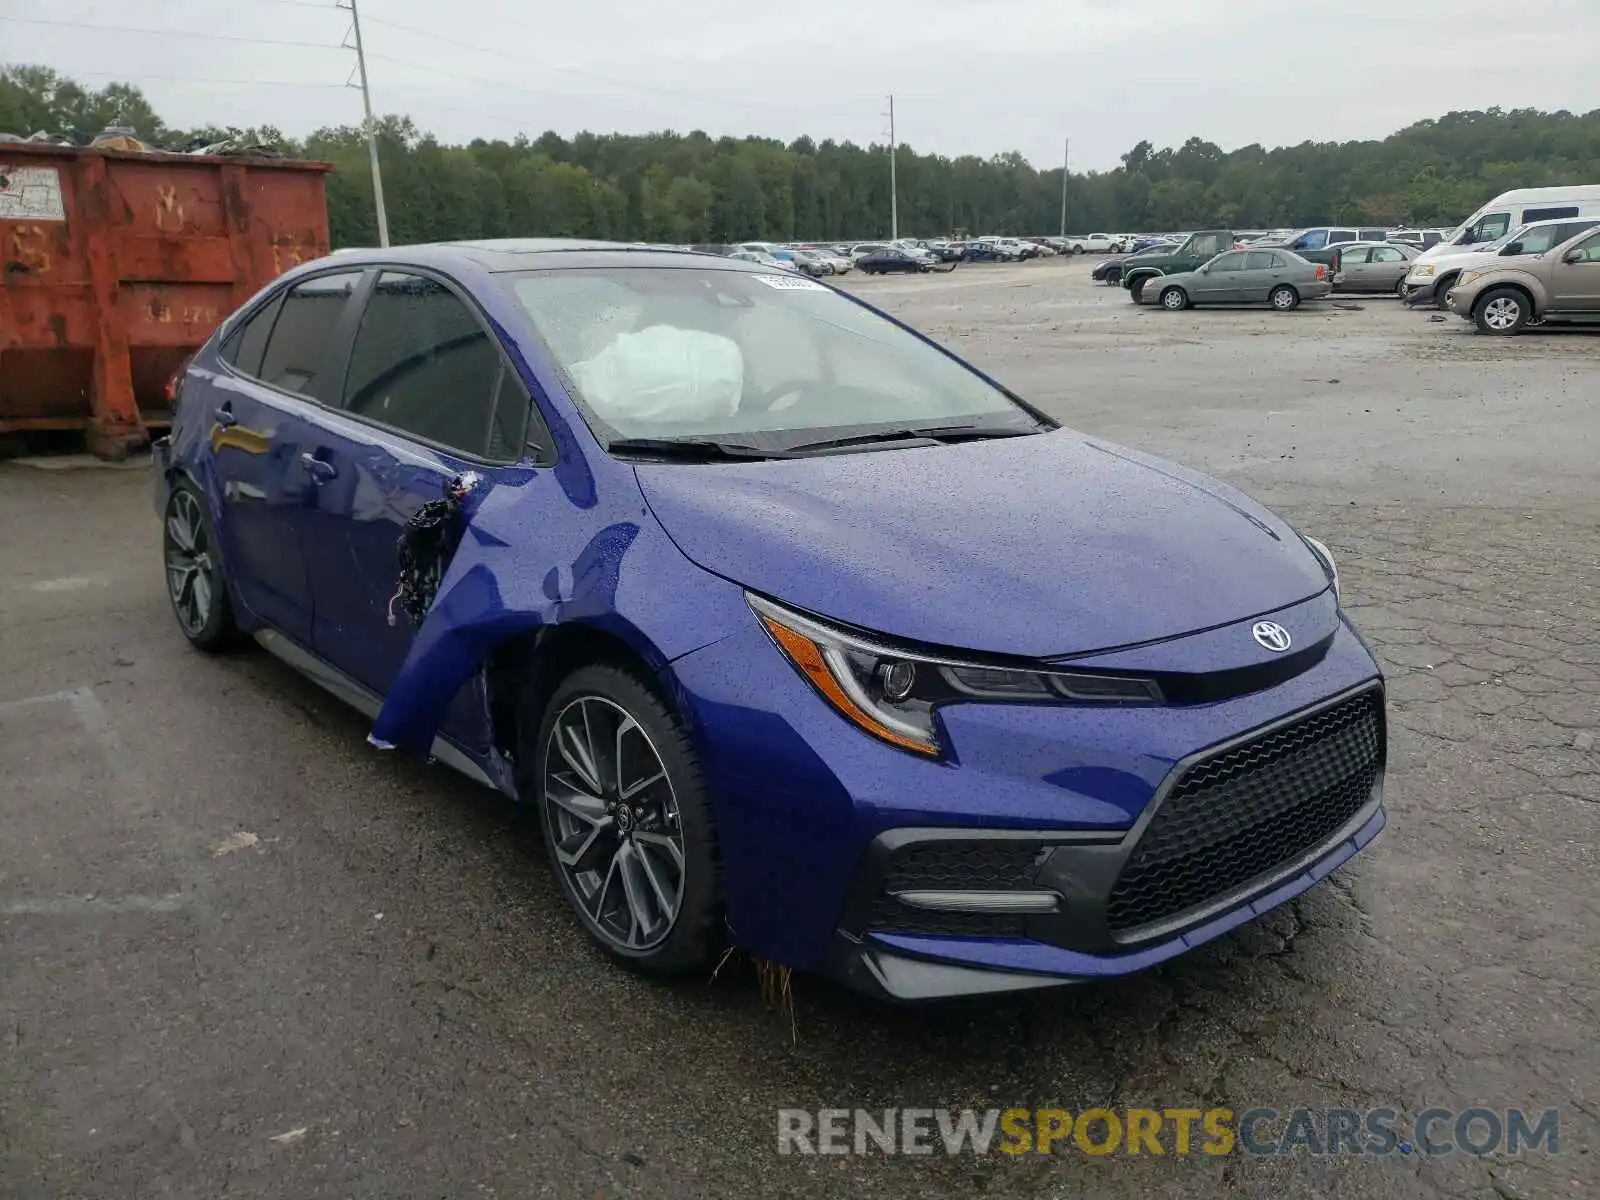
left=569, top=325, right=743, bottom=423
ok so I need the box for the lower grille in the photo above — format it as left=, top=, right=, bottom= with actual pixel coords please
left=866, top=841, right=1046, bottom=938
left=1106, top=688, right=1383, bottom=935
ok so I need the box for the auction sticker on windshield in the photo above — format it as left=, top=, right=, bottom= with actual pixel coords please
left=753, top=274, right=827, bottom=291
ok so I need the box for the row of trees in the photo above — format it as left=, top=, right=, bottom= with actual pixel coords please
left=6, top=65, right=1600, bottom=246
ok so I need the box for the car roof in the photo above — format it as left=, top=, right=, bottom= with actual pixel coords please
left=314, top=238, right=761, bottom=274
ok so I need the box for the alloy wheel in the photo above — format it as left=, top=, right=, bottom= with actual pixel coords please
left=164, top=490, right=217, bottom=637
left=1482, top=297, right=1522, bottom=331
left=543, top=695, right=685, bottom=952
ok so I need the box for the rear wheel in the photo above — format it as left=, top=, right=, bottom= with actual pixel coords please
left=163, top=482, right=236, bottom=652
left=1159, top=286, right=1189, bottom=310
left=530, top=664, right=723, bottom=975
left=1269, top=284, right=1300, bottom=311
left=1473, top=288, right=1529, bottom=335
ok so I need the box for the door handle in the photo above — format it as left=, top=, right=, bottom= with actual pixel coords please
left=214, top=404, right=237, bottom=429
left=300, top=452, right=337, bottom=482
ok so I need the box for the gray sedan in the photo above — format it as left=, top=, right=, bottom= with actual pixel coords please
left=1137, top=248, right=1332, bottom=311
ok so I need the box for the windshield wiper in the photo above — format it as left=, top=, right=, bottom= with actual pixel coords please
left=781, top=423, right=1042, bottom=455
left=606, top=436, right=791, bottom=462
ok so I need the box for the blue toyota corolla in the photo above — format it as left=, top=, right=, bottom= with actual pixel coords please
left=154, top=239, right=1385, bottom=1001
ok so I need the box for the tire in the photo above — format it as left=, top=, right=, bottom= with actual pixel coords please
left=1159, top=286, right=1189, bottom=310
left=1393, top=277, right=1408, bottom=298
left=1269, top=284, right=1300, bottom=311
left=1128, top=275, right=1150, bottom=303
left=1432, top=276, right=1457, bottom=309
left=528, top=663, right=723, bottom=976
left=1473, top=287, right=1529, bottom=335
left=162, top=480, right=236, bottom=652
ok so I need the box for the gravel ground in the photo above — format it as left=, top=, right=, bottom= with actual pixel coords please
left=2, top=256, right=1595, bottom=1199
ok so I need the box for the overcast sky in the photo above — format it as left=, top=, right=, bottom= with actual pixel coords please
left=7, top=0, right=1600, bottom=169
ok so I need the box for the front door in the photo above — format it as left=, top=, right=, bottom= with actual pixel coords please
left=202, top=269, right=366, bottom=644
left=1547, top=229, right=1600, bottom=311
left=1192, top=251, right=1249, bottom=302
left=298, top=269, right=541, bottom=748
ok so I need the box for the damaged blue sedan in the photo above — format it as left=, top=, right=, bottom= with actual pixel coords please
left=154, top=239, right=1386, bottom=1001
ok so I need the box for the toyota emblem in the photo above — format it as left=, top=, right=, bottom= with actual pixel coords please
left=1252, top=621, right=1292, bottom=652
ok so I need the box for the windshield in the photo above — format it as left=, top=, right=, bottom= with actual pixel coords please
left=506, top=266, right=1036, bottom=448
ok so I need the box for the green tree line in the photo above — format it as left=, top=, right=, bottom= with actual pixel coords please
left=6, top=64, right=1600, bottom=245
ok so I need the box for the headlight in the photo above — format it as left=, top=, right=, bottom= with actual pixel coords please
left=1456, top=269, right=1482, bottom=286
left=1302, top=535, right=1340, bottom=602
left=1413, top=264, right=1435, bottom=277
left=748, top=594, right=1161, bottom=757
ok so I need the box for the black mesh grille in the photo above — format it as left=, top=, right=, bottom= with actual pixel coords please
left=867, top=842, right=1045, bottom=937
left=1106, top=689, right=1383, bottom=935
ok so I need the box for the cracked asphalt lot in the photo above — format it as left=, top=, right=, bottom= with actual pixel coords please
left=2, top=258, right=1596, bottom=1198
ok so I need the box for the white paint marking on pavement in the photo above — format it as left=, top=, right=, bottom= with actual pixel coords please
left=27, top=575, right=110, bottom=593
left=212, top=831, right=260, bottom=858
left=1, top=895, right=192, bottom=915
left=269, top=1127, right=310, bottom=1145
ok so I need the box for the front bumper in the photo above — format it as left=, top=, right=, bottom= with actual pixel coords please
left=669, top=599, right=1386, bottom=997
left=830, top=682, right=1385, bottom=1000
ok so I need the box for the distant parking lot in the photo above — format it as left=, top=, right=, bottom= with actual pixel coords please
left=2, top=255, right=1595, bottom=1199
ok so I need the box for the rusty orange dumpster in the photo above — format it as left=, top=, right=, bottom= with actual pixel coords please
left=0, top=143, right=331, bottom=458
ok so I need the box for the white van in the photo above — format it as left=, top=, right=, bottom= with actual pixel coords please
left=1408, top=186, right=1600, bottom=281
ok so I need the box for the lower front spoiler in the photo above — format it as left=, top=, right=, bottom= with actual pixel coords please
left=828, top=805, right=1385, bottom=1003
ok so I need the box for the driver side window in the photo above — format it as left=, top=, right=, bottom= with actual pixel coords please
left=1209, top=252, right=1247, bottom=272
left=1567, top=232, right=1600, bottom=263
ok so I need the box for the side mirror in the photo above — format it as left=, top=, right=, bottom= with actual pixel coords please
left=1563, top=249, right=1583, bottom=264
left=1501, top=242, right=1523, bottom=256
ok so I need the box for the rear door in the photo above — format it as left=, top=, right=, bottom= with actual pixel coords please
left=1547, top=229, right=1600, bottom=311
left=1243, top=250, right=1283, bottom=301
left=206, top=269, right=366, bottom=644
left=1333, top=245, right=1371, bottom=289
left=297, top=268, right=548, bottom=710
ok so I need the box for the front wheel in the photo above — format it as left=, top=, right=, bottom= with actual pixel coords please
left=1128, top=276, right=1149, bottom=303
left=1269, top=284, right=1300, bottom=311
left=1160, top=286, right=1189, bottom=310
left=1473, top=287, right=1529, bottom=335
left=531, top=665, right=723, bottom=975
left=163, top=482, right=236, bottom=652
left=1394, top=277, right=1408, bottom=298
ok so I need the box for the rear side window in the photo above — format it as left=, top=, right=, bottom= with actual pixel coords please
left=1329, top=230, right=1358, bottom=244
left=1245, top=251, right=1278, bottom=270
left=341, top=271, right=522, bottom=460
left=1360, top=229, right=1386, bottom=241
left=220, top=297, right=280, bottom=378
left=255, top=271, right=364, bottom=395
left=1555, top=220, right=1600, bottom=243
left=1521, top=206, right=1579, bottom=223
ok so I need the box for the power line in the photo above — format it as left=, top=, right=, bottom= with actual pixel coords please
left=357, top=13, right=871, bottom=121
left=64, top=70, right=347, bottom=90
left=0, top=15, right=342, bottom=50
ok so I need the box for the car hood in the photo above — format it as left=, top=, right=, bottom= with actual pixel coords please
left=634, top=430, right=1329, bottom=659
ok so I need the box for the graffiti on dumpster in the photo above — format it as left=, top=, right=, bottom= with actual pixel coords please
left=0, top=166, right=67, bottom=221
left=153, top=184, right=187, bottom=232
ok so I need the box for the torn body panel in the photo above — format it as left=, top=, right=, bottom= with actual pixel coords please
left=365, top=461, right=751, bottom=764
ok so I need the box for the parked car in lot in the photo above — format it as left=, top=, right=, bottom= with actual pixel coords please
left=1445, top=225, right=1600, bottom=333
left=785, top=249, right=831, bottom=277
left=1137, top=248, right=1331, bottom=310
left=1295, top=242, right=1419, bottom=295
left=1091, top=241, right=1178, bottom=284
left=961, top=241, right=1012, bottom=263
left=1067, top=233, right=1122, bottom=254
left=1270, top=226, right=1390, bottom=252
left=154, top=237, right=1380, bottom=1001
left=856, top=247, right=931, bottom=274
left=1402, top=217, right=1600, bottom=307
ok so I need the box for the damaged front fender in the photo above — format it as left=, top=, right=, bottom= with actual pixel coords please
left=367, top=469, right=751, bottom=760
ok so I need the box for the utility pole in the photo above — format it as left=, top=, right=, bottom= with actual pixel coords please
left=887, top=94, right=898, bottom=241
left=345, top=0, right=390, bottom=247
left=1059, top=138, right=1069, bottom=239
